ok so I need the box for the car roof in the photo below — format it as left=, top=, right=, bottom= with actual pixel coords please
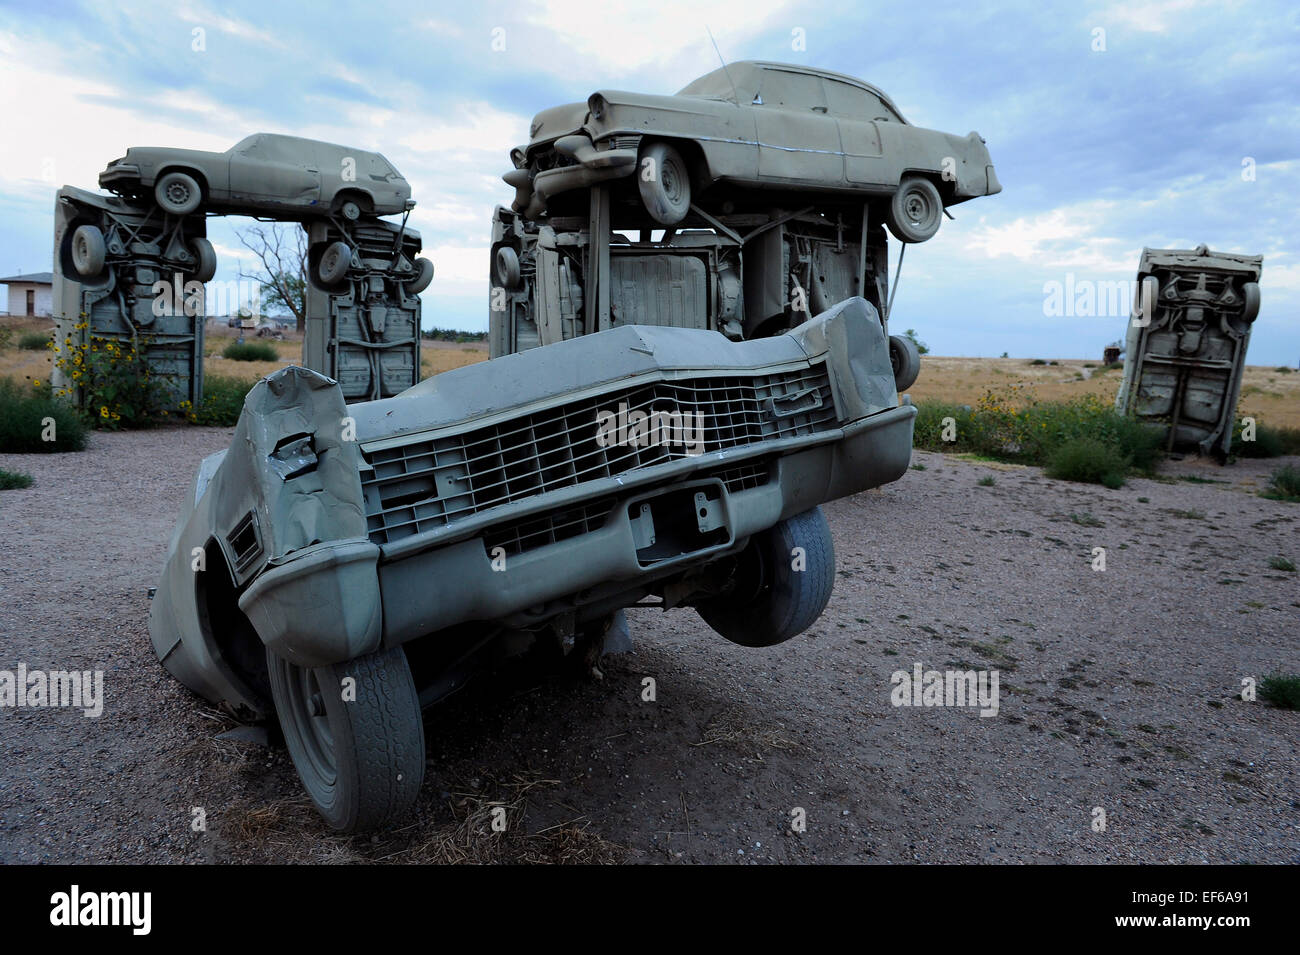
left=687, top=61, right=910, bottom=123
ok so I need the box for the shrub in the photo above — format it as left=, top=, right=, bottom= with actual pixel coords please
left=1045, top=437, right=1128, bottom=488
left=977, top=475, right=995, bottom=486
left=0, top=468, right=34, bottom=489
left=18, top=330, right=51, bottom=350
left=915, top=387, right=1164, bottom=486
left=1261, top=465, right=1300, bottom=503
left=1234, top=421, right=1300, bottom=458
left=223, top=341, right=279, bottom=362
left=1268, top=556, right=1296, bottom=572
left=196, top=375, right=252, bottom=426
left=1259, top=674, right=1300, bottom=710
left=51, top=322, right=173, bottom=429
left=0, top=377, right=87, bottom=452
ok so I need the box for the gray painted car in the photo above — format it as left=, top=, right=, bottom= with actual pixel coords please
left=150, top=296, right=915, bottom=831
left=1115, top=245, right=1262, bottom=459
left=99, top=133, right=413, bottom=219
left=505, top=61, right=1001, bottom=242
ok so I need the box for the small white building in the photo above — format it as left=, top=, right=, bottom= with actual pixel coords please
left=0, top=272, right=53, bottom=317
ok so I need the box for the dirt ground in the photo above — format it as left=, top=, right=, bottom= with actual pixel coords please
left=2, top=425, right=1296, bottom=864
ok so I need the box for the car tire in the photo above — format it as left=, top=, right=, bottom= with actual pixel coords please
left=889, top=334, right=921, bottom=391
left=407, top=257, right=434, bottom=294
left=494, top=246, right=521, bottom=290
left=189, top=237, right=217, bottom=283
left=267, top=645, right=425, bottom=833
left=637, top=142, right=691, bottom=225
left=340, top=200, right=361, bottom=221
left=696, top=507, right=836, bottom=648
left=154, top=171, right=203, bottom=216
left=886, top=176, right=943, bottom=243
left=1241, top=281, right=1260, bottom=324
left=71, top=225, right=106, bottom=277
left=318, top=241, right=353, bottom=285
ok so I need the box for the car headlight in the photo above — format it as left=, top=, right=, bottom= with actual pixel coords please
left=587, top=93, right=606, bottom=122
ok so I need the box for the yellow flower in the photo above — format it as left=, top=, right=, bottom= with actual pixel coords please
left=99, top=406, right=109, bottom=418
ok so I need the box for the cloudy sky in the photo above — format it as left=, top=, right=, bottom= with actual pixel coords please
left=0, top=0, right=1296, bottom=361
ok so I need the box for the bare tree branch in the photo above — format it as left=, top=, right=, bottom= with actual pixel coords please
left=234, top=222, right=308, bottom=332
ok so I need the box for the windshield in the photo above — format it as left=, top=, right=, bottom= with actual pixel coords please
left=677, top=65, right=754, bottom=103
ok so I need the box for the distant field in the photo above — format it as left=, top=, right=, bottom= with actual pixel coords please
left=908, top=356, right=1300, bottom=430
left=4, top=316, right=1297, bottom=429
left=0, top=317, right=489, bottom=389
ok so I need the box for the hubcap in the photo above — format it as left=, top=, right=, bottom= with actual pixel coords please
left=285, top=662, right=336, bottom=785
left=904, top=192, right=930, bottom=223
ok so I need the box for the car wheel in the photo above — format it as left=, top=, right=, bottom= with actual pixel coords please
left=189, top=237, right=217, bottom=283
left=494, top=246, right=521, bottom=290
left=318, top=240, right=353, bottom=285
left=889, top=334, right=921, bottom=391
left=71, top=225, right=106, bottom=277
left=267, top=645, right=425, bottom=832
left=886, top=176, right=943, bottom=243
left=154, top=171, right=203, bottom=216
left=637, top=142, right=691, bottom=225
left=340, top=200, right=361, bottom=221
left=407, top=257, right=434, bottom=294
left=1241, top=281, right=1260, bottom=324
left=696, top=507, right=836, bottom=648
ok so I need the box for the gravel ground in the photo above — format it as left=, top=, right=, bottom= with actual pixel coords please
left=1, top=428, right=1297, bottom=864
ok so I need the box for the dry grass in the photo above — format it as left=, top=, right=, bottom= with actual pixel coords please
left=216, top=771, right=626, bottom=865
left=693, top=703, right=799, bottom=752
left=402, top=774, right=626, bottom=865
left=909, top=356, right=1300, bottom=430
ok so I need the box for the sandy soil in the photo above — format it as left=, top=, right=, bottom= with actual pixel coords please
left=2, top=428, right=1296, bottom=864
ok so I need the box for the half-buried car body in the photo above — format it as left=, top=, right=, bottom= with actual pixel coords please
left=151, top=297, right=915, bottom=831
left=1115, top=245, right=1262, bottom=459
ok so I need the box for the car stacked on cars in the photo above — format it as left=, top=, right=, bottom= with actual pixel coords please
left=143, top=63, right=998, bottom=831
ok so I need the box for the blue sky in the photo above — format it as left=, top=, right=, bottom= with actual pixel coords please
left=0, top=0, right=1296, bottom=361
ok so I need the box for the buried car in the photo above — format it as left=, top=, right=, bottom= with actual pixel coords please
left=150, top=296, right=916, bottom=831
left=99, top=133, right=413, bottom=219
left=1115, top=244, right=1263, bottom=459
left=505, top=60, right=1001, bottom=241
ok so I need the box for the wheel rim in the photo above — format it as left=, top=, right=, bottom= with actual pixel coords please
left=903, top=189, right=933, bottom=225
left=74, top=235, right=87, bottom=262
left=282, top=661, right=337, bottom=787
left=323, top=248, right=342, bottom=275
left=660, top=159, right=684, bottom=204
left=164, top=180, right=192, bottom=208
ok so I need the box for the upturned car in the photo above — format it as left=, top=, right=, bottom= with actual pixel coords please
left=504, top=60, right=1001, bottom=242
left=99, top=133, right=413, bottom=219
left=150, top=296, right=916, bottom=831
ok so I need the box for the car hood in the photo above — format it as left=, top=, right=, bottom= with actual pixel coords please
left=347, top=298, right=894, bottom=447
left=527, top=101, right=589, bottom=144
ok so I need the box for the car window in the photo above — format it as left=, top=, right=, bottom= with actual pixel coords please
left=677, top=65, right=756, bottom=103
left=758, top=69, right=828, bottom=111
left=824, top=80, right=902, bottom=122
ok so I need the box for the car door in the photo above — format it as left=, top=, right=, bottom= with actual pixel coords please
left=228, top=135, right=320, bottom=207
left=824, top=80, right=891, bottom=185
left=752, top=69, right=844, bottom=185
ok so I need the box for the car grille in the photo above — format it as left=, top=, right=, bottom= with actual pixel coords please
left=361, top=364, right=834, bottom=545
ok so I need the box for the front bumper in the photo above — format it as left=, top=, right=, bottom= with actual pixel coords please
left=98, top=164, right=142, bottom=190
left=509, top=133, right=638, bottom=217
left=236, top=403, right=915, bottom=667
